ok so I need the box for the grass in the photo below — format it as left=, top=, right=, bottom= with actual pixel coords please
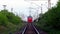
left=36, top=23, right=60, bottom=34
left=0, top=22, right=23, bottom=34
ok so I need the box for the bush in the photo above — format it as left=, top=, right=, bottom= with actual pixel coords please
left=0, top=10, right=22, bottom=34
left=0, top=13, right=8, bottom=26
left=37, top=0, right=60, bottom=34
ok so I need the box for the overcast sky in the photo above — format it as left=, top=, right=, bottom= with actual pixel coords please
left=0, top=0, right=58, bottom=21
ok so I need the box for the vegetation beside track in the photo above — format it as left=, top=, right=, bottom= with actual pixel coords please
left=36, top=0, right=60, bottom=34
left=0, top=9, right=23, bottom=34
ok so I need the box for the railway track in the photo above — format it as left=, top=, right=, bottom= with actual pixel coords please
left=22, top=23, right=39, bottom=34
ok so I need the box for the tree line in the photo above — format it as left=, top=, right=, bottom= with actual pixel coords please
left=37, top=0, right=60, bottom=34
left=0, top=9, right=22, bottom=34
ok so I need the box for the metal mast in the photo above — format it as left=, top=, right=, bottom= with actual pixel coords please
left=3, top=5, right=6, bottom=10
left=48, top=0, right=51, bottom=9
left=41, top=4, right=42, bottom=14
left=11, top=8, right=13, bottom=12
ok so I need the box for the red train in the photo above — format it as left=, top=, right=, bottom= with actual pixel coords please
left=27, top=16, right=33, bottom=23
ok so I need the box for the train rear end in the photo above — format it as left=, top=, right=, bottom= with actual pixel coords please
left=27, top=16, right=33, bottom=23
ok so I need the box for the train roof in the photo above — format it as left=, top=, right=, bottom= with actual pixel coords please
left=28, top=16, right=32, bottom=18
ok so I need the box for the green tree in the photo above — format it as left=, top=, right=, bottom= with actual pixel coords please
left=37, top=0, right=60, bottom=34
left=0, top=13, right=8, bottom=26
left=0, top=10, right=22, bottom=25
